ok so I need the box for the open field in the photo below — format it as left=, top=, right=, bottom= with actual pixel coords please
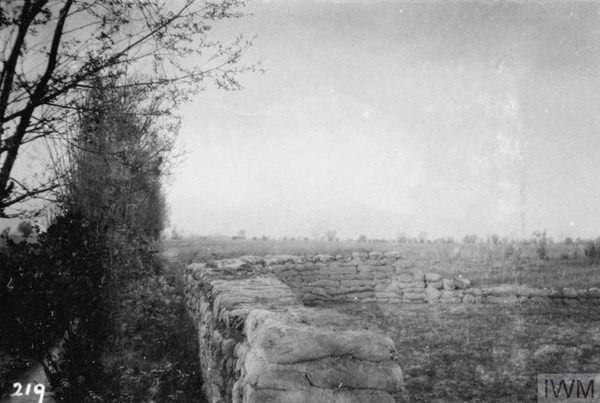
left=336, top=302, right=600, bottom=403
left=164, top=238, right=600, bottom=289
left=168, top=237, right=600, bottom=402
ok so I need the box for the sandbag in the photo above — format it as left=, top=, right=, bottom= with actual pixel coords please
left=246, top=312, right=394, bottom=364
left=243, top=385, right=396, bottom=403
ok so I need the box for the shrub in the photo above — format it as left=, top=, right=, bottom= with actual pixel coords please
left=583, top=240, right=600, bottom=265
left=532, top=230, right=548, bottom=260
left=0, top=239, right=60, bottom=359
left=325, top=230, right=337, bottom=242
left=503, top=242, right=516, bottom=259
left=463, top=235, right=477, bottom=244
left=0, top=213, right=113, bottom=400
left=103, top=269, right=205, bottom=402
left=1, top=214, right=108, bottom=354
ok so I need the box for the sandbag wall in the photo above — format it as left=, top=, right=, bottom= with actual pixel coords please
left=473, top=284, right=600, bottom=305
left=183, top=260, right=405, bottom=403
left=183, top=253, right=600, bottom=403
left=248, top=252, right=475, bottom=305
left=252, top=252, right=428, bottom=304
left=241, top=253, right=600, bottom=306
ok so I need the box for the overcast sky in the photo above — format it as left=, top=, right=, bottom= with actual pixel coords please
left=166, top=0, right=600, bottom=240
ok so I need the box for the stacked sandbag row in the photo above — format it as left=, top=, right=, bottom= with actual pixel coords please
left=422, top=274, right=600, bottom=305
left=233, top=308, right=404, bottom=402
left=269, top=260, right=381, bottom=304
left=183, top=259, right=406, bottom=403
left=237, top=252, right=424, bottom=304
left=231, top=252, right=600, bottom=306
left=374, top=268, right=427, bottom=303
left=481, top=284, right=600, bottom=304
left=183, top=262, right=303, bottom=403
left=423, top=273, right=481, bottom=304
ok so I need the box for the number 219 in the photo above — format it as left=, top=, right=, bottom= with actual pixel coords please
left=11, top=382, right=45, bottom=403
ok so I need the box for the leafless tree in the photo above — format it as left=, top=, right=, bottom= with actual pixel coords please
left=0, top=0, right=257, bottom=216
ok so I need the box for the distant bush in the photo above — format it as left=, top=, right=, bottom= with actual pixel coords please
left=324, top=230, right=337, bottom=242
left=463, top=235, right=477, bottom=244
left=532, top=230, right=548, bottom=260
left=396, top=235, right=408, bottom=243
left=503, top=242, right=516, bottom=259
left=583, top=240, right=600, bottom=265
left=171, top=227, right=182, bottom=240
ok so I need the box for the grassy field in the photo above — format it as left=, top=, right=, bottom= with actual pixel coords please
left=166, top=237, right=600, bottom=403
left=164, top=237, right=600, bottom=289
left=336, top=302, right=600, bottom=403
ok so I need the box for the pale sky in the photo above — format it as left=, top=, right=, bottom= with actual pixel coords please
left=168, top=0, right=600, bottom=240
left=6, top=1, right=598, bottom=241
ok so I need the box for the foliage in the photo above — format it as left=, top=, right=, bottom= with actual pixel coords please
left=532, top=230, right=548, bottom=260
left=0, top=212, right=113, bottom=402
left=102, top=266, right=206, bottom=403
left=233, top=229, right=247, bottom=240
left=583, top=239, right=600, bottom=265
left=171, top=226, right=183, bottom=240
left=0, top=0, right=257, bottom=217
left=43, top=320, right=107, bottom=402
left=31, top=51, right=186, bottom=402
left=31, top=72, right=195, bottom=401
left=396, top=234, right=409, bottom=243
left=463, top=234, right=478, bottom=244
left=324, top=230, right=337, bottom=242
left=55, top=77, right=172, bottom=241
left=0, top=3, right=257, bottom=401
left=503, top=242, right=517, bottom=259
left=16, top=220, right=33, bottom=238
left=0, top=212, right=195, bottom=401
left=336, top=302, right=600, bottom=403
left=0, top=214, right=108, bottom=358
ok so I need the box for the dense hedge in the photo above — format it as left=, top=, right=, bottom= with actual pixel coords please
left=0, top=213, right=111, bottom=400
left=1, top=213, right=206, bottom=402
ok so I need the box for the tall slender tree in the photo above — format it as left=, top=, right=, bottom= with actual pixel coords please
left=60, top=75, right=172, bottom=240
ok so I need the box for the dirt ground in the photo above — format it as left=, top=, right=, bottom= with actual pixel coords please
left=335, top=301, right=600, bottom=403
left=165, top=238, right=600, bottom=402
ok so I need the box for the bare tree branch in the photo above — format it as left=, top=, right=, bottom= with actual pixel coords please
left=0, top=0, right=257, bottom=215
